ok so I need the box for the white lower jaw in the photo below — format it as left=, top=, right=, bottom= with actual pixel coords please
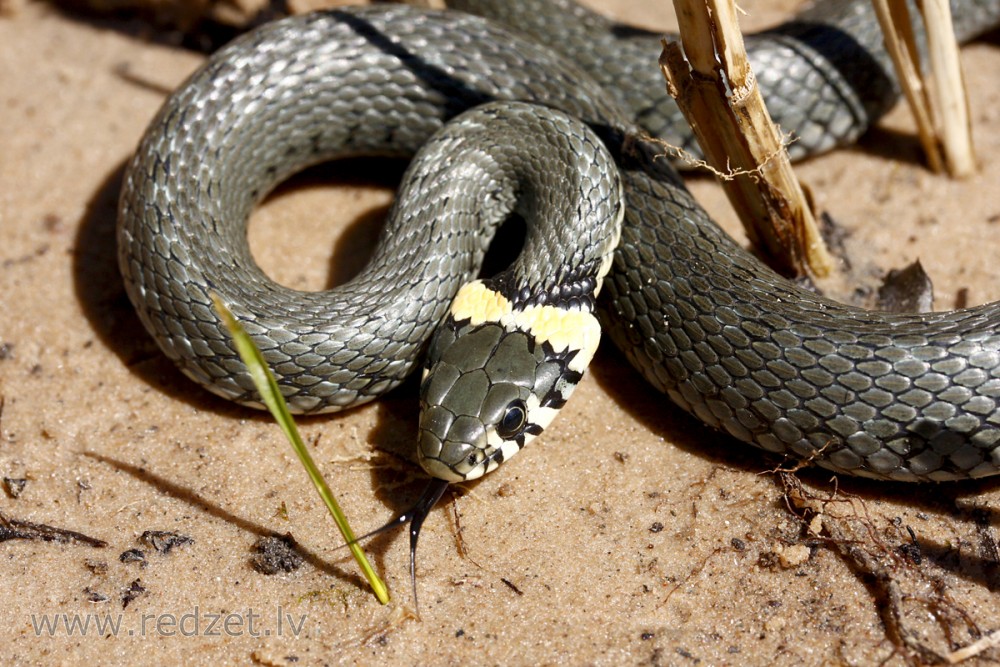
left=418, top=453, right=467, bottom=483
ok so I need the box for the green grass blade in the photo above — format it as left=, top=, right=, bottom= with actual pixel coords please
left=211, top=294, right=390, bottom=605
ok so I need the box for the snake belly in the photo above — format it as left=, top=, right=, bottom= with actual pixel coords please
left=118, top=3, right=1000, bottom=482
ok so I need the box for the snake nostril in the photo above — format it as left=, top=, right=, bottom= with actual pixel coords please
left=440, top=440, right=474, bottom=468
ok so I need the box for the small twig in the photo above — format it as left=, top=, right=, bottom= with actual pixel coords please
left=0, top=510, right=107, bottom=547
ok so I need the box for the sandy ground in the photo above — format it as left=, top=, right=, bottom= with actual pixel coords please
left=2, top=1, right=1000, bottom=664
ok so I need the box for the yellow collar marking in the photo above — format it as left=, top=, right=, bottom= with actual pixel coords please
left=449, top=280, right=601, bottom=373
left=449, top=280, right=512, bottom=326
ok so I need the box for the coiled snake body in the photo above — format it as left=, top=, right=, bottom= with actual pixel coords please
left=119, top=1, right=1000, bottom=488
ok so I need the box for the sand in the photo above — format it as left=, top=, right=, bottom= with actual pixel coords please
left=2, top=1, right=999, bottom=664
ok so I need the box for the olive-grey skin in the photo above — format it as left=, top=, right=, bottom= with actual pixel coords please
left=118, top=3, right=1000, bottom=483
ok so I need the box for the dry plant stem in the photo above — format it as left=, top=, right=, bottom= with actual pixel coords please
left=661, top=0, right=834, bottom=279
left=872, top=0, right=976, bottom=177
left=872, top=0, right=943, bottom=172
left=920, top=0, right=977, bottom=176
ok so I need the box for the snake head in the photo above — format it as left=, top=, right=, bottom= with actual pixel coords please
left=418, top=279, right=601, bottom=482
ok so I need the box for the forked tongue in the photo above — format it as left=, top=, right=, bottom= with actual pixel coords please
left=343, top=477, right=450, bottom=612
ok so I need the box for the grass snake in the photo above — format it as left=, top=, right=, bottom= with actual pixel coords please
left=118, top=0, right=1000, bottom=506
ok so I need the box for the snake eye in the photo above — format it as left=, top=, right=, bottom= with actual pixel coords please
left=496, top=399, right=528, bottom=439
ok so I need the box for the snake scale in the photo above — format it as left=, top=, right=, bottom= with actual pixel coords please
left=118, top=0, right=1000, bottom=492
